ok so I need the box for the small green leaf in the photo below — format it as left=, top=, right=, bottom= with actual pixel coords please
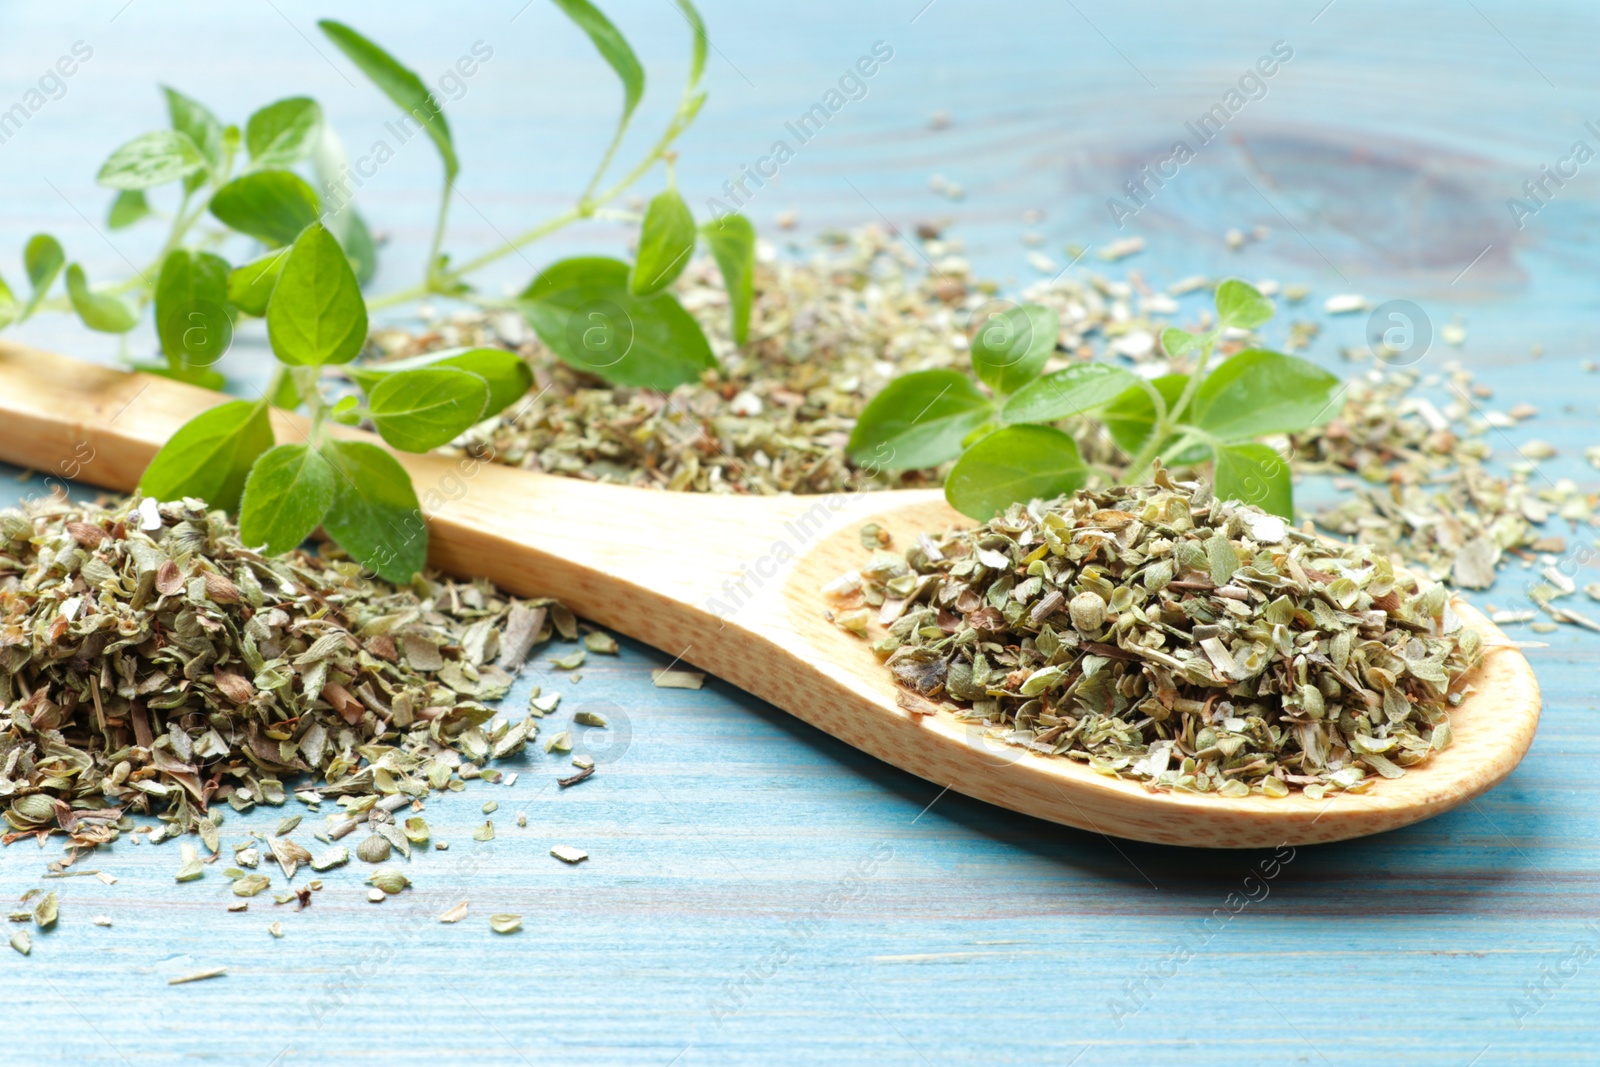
left=318, top=20, right=457, bottom=180
left=330, top=394, right=362, bottom=424
left=269, top=369, right=303, bottom=411
left=66, top=264, right=139, bottom=333
left=368, top=367, right=490, bottom=452
left=162, top=86, right=226, bottom=181
left=675, top=0, right=707, bottom=86
left=700, top=214, right=755, bottom=344
left=1000, top=363, right=1137, bottom=425
left=970, top=304, right=1057, bottom=396
left=1215, top=278, right=1274, bottom=330
left=155, top=250, right=233, bottom=370
left=210, top=170, right=321, bottom=247
left=630, top=190, right=695, bottom=296
left=96, top=130, right=205, bottom=190
left=945, top=425, right=1087, bottom=520
left=22, top=234, right=64, bottom=318
left=227, top=248, right=290, bottom=316
left=245, top=97, right=323, bottom=167
left=140, top=400, right=274, bottom=511
left=131, top=360, right=227, bottom=391
left=266, top=223, right=368, bottom=367
left=1160, top=327, right=1202, bottom=359
left=107, top=190, right=151, bottom=230
left=1189, top=349, right=1341, bottom=442
left=518, top=257, right=715, bottom=390
left=310, top=127, right=380, bottom=285
left=1102, top=375, right=1209, bottom=465
left=845, top=369, right=993, bottom=472
left=0, top=275, right=18, bottom=330
left=239, top=444, right=336, bottom=554
left=551, top=0, right=644, bottom=123
left=319, top=440, right=426, bottom=582
left=1213, top=442, right=1293, bottom=518
left=349, top=347, right=532, bottom=417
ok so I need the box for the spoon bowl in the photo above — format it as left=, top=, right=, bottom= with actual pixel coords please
left=0, top=341, right=1541, bottom=846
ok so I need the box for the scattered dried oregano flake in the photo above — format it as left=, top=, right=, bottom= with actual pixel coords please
left=830, top=470, right=1484, bottom=797
left=651, top=669, right=705, bottom=690
left=168, top=967, right=226, bottom=985
left=583, top=631, right=619, bottom=655
left=550, top=845, right=588, bottom=864
left=366, top=868, right=411, bottom=895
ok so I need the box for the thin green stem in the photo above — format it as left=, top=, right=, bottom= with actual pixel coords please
left=424, top=180, right=453, bottom=288
left=1121, top=332, right=1218, bottom=484
left=366, top=88, right=701, bottom=311
left=579, top=118, right=632, bottom=208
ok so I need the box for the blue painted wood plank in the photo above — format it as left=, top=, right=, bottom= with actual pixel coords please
left=2, top=2, right=1599, bottom=1064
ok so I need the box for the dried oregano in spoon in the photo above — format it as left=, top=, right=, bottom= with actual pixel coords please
left=0, top=495, right=567, bottom=852
left=827, top=469, right=1485, bottom=799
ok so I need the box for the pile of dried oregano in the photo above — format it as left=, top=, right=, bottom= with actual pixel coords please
left=827, top=469, right=1485, bottom=797
left=0, top=494, right=575, bottom=865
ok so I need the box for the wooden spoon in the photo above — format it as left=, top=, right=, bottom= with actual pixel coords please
left=0, top=340, right=1541, bottom=847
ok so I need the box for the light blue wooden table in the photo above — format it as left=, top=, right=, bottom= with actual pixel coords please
left=2, top=2, right=1598, bottom=1063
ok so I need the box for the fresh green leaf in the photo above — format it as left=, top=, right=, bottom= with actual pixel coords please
left=337, top=208, right=379, bottom=286
left=1215, top=278, right=1274, bottom=330
left=319, top=440, right=426, bottom=582
left=518, top=256, right=715, bottom=390
left=367, top=367, right=490, bottom=452
left=209, top=170, right=321, bottom=246
left=1189, top=349, right=1341, bottom=442
left=630, top=190, right=695, bottom=296
left=131, top=360, right=227, bottom=391
left=969, top=304, right=1057, bottom=396
left=227, top=248, right=290, bottom=316
left=96, top=130, right=205, bottom=190
left=239, top=444, right=336, bottom=553
left=675, top=0, right=707, bottom=86
left=155, top=250, right=233, bottom=370
left=269, top=369, right=303, bottom=411
left=245, top=97, right=323, bottom=167
left=1161, top=327, right=1202, bottom=359
left=310, top=126, right=379, bottom=285
left=318, top=20, right=457, bottom=180
left=945, top=425, right=1087, bottom=520
left=162, top=86, right=226, bottom=182
left=550, top=0, right=644, bottom=124
left=65, top=264, right=139, bottom=333
left=0, top=275, right=18, bottom=330
left=700, top=214, right=754, bottom=344
left=22, top=234, right=64, bottom=318
left=349, top=347, right=532, bottom=417
left=1102, top=374, right=1208, bottom=465
left=266, top=223, right=368, bottom=366
left=1000, top=363, right=1139, bottom=425
left=107, top=190, right=151, bottom=230
left=1213, top=442, right=1292, bottom=518
left=140, top=400, right=274, bottom=511
left=845, top=369, right=992, bottom=472
left=330, top=394, right=362, bottom=424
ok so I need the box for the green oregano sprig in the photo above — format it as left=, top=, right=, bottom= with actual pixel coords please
left=1, top=1, right=759, bottom=581
left=846, top=279, right=1340, bottom=521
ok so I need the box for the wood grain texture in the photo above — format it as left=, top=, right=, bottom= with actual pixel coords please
left=1, top=1, right=1598, bottom=1064
left=0, top=341, right=1540, bottom=847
